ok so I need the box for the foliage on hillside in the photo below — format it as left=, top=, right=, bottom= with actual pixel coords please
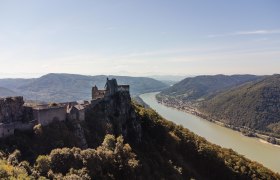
left=0, top=135, right=139, bottom=179
left=0, top=101, right=279, bottom=179
left=0, top=120, right=81, bottom=161
left=160, top=74, right=260, bottom=102
left=133, top=103, right=280, bottom=179
left=200, top=74, right=280, bottom=137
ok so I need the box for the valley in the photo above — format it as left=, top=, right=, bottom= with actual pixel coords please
left=158, top=74, right=280, bottom=142
left=140, top=92, right=280, bottom=173
left=0, top=73, right=168, bottom=102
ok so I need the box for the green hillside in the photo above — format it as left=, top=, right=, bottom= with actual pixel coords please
left=160, top=74, right=260, bottom=102
left=200, top=74, right=280, bottom=137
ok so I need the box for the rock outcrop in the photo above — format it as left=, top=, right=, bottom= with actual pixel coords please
left=72, top=121, right=88, bottom=149
left=0, top=97, right=25, bottom=123
left=86, top=91, right=142, bottom=144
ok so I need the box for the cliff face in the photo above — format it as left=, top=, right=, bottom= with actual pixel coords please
left=85, top=91, right=142, bottom=146
left=104, top=92, right=142, bottom=142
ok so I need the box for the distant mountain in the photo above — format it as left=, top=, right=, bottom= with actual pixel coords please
left=0, top=87, right=19, bottom=97
left=0, top=78, right=35, bottom=90
left=149, top=75, right=188, bottom=86
left=159, top=74, right=261, bottom=102
left=200, top=74, right=280, bottom=137
left=0, top=73, right=168, bottom=102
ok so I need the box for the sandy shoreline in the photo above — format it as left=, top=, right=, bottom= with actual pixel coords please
left=259, top=139, right=280, bottom=148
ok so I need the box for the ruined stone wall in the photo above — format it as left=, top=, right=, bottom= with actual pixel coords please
left=33, top=107, right=66, bottom=126
left=0, top=96, right=35, bottom=138
left=92, top=90, right=105, bottom=99
left=117, top=85, right=129, bottom=92
left=15, top=120, right=37, bottom=131
left=0, top=97, right=24, bottom=123
left=91, top=98, right=102, bottom=107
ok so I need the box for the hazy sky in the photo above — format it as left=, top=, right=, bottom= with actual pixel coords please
left=0, top=0, right=280, bottom=78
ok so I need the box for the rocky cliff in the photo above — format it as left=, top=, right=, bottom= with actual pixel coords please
left=85, top=91, right=142, bottom=147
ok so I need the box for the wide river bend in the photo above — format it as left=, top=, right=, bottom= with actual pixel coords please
left=140, top=92, right=280, bottom=173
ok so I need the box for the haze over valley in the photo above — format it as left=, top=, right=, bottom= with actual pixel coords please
left=0, top=0, right=279, bottom=179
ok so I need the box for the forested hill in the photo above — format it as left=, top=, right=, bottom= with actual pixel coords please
left=0, top=73, right=168, bottom=102
left=200, top=74, right=280, bottom=137
left=0, top=91, right=279, bottom=179
left=0, top=87, right=19, bottom=97
left=159, top=74, right=261, bottom=102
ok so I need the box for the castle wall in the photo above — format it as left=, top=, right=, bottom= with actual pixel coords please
left=91, top=98, right=102, bottom=107
left=92, top=90, right=106, bottom=99
left=0, top=120, right=37, bottom=138
left=0, top=78, right=130, bottom=138
left=33, top=107, right=66, bottom=126
left=118, top=85, right=129, bottom=92
left=15, top=120, right=37, bottom=131
left=0, top=96, right=24, bottom=123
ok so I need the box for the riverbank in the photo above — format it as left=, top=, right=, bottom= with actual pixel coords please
left=155, top=95, right=280, bottom=146
left=140, top=92, right=280, bottom=173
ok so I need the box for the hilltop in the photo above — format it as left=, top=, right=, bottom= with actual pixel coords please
left=0, top=73, right=168, bottom=102
left=159, top=74, right=261, bottom=102
left=200, top=74, right=280, bottom=138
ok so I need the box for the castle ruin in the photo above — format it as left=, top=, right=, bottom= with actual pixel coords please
left=92, top=78, right=129, bottom=99
left=0, top=78, right=129, bottom=138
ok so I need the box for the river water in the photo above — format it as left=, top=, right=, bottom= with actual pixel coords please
left=140, top=92, right=280, bottom=173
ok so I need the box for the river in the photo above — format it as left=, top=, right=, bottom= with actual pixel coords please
left=139, top=92, right=280, bottom=173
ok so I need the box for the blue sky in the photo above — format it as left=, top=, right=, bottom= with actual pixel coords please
left=0, top=0, right=279, bottom=78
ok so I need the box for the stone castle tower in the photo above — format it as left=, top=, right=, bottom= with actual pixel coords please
left=91, top=78, right=129, bottom=99
left=105, top=78, right=118, bottom=95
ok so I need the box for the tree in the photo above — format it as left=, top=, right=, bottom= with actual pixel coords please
left=33, top=123, right=43, bottom=135
left=101, top=134, right=116, bottom=151
left=7, top=150, right=21, bottom=166
left=35, top=155, right=51, bottom=176
left=49, top=148, right=83, bottom=174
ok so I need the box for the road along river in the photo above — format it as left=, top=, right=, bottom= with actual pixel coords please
left=140, top=92, right=280, bottom=173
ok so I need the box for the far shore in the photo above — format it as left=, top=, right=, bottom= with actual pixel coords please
left=259, top=139, right=280, bottom=148
left=155, top=95, right=280, bottom=147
